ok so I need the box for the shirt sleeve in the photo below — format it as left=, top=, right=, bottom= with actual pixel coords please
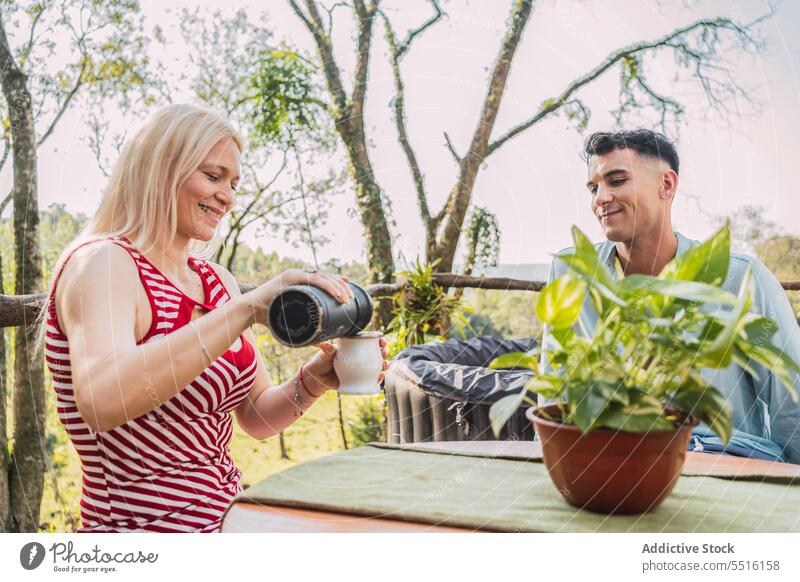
left=748, top=258, right=800, bottom=464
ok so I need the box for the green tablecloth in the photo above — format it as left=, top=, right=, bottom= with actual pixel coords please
left=235, top=443, right=800, bottom=532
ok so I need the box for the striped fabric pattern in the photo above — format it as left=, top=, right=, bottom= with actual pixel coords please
left=45, top=236, right=258, bottom=532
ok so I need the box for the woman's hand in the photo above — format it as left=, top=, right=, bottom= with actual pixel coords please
left=250, top=268, right=353, bottom=326
left=302, top=336, right=390, bottom=396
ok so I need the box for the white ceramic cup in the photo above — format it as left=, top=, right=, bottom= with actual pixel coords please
left=333, top=331, right=383, bottom=395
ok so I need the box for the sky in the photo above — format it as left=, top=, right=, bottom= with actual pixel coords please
left=4, top=0, right=799, bottom=270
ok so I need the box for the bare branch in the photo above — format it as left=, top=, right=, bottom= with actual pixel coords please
left=393, top=0, right=443, bottom=57
left=229, top=151, right=290, bottom=236
left=290, top=0, right=348, bottom=115
left=353, top=0, right=368, bottom=18
left=287, top=0, right=313, bottom=30
left=87, top=114, right=111, bottom=178
left=20, top=3, right=45, bottom=68
left=322, top=1, right=350, bottom=38
left=37, top=58, right=87, bottom=147
left=0, top=14, right=22, bottom=78
left=350, top=0, right=380, bottom=121
left=432, top=0, right=533, bottom=269
left=0, top=190, right=11, bottom=216
left=0, top=130, right=10, bottom=174
left=443, top=131, right=460, bottom=162
left=380, top=2, right=445, bottom=234
left=562, top=98, right=590, bottom=131
left=612, top=58, right=684, bottom=133
left=486, top=17, right=765, bottom=157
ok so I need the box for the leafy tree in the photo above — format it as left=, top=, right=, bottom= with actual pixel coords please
left=716, top=204, right=799, bottom=321
left=460, top=289, right=541, bottom=340
left=757, top=235, right=800, bottom=322
left=178, top=9, right=341, bottom=273
left=719, top=204, right=779, bottom=255
left=290, top=0, right=770, bottom=323
left=0, top=0, right=156, bottom=532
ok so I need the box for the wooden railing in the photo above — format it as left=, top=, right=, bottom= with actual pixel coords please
left=1, top=274, right=798, bottom=329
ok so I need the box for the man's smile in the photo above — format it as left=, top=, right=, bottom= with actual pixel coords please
left=598, top=208, right=623, bottom=219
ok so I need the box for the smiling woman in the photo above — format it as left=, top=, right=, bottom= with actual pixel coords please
left=34, top=104, right=389, bottom=532
left=179, top=139, right=240, bottom=236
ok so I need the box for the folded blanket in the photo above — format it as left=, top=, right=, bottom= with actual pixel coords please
left=234, top=442, right=800, bottom=532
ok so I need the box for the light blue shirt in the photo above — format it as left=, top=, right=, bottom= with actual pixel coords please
left=540, top=232, right=800, bottom=463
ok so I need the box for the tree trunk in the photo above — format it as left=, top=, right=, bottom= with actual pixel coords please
left=1, top=17, right=45, bottom=533
left=0, top=254, right=9, bottom=531
left=291, top=0, right=395, bottom=327
left=429, top=0, right=533, bottom=273
left=340, top=129, right=395, bottom=327
left=269, top=345, right=290, bottom=460
left=336, top=393, right=349, bottom=450
left=278, top=431, right=289, bottom=460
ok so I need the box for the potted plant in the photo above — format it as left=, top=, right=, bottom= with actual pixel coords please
left=489, top=223, right=799, bottom=515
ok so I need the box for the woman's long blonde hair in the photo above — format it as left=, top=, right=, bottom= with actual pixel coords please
left=37, top=104, right=243, bottom=353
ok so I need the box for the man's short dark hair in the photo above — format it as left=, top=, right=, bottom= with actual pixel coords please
left=583, top=129, right=679, bottom=175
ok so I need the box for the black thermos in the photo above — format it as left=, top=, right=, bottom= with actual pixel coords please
left=267, top=282, right=374, bottom=347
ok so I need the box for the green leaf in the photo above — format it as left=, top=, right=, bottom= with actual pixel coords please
left=525, top=375, right=564, bottom=400
left=736, top=340, right=799, bottom=402
left=661, top=222, right=731, bottom=285
left=566, top=383, right=609, bottom=433
left=742, top=315, right=779, bottom=344
left=571, top=226, right=617, bottom=290
left=619, top=276, right=737, bottom=305
left=550, top=327, right=575, bottom=349
left=700, top=266, right=753, bottom=368
left=489, top=351, right=538, bottom=372
left=555, top=227, right=627, bottom=311
left=536, top=275, right=587, bottom=329
left=489, top=390, right=526, bottom=438
left=668, top=371, right=732, bottom=444
left=594, top=381, right=630, bottom=406
left=600, top=404, right=673, bottom=432
left=731, top=344, right=763, bottom=383
left=613, top=256, right=625, bottom=280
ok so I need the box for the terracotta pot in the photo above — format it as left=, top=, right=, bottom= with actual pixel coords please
left=527, top=404, right=699, bottom=515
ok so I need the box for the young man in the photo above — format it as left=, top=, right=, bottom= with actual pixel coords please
left=540, top=129, right=800, bottom=463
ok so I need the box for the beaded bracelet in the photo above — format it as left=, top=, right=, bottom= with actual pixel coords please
left=293, top=363, right=323, bottom=417
left=299, top=363, right=324, bottom=398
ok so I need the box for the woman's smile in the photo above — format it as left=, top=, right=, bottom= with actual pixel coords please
left=198, top=202, right=224, bottom=226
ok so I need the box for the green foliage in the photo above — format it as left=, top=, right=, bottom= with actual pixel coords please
left=179, top=9, right=340, bottom=268
left=463, top=206, right=500, bottom=275
left=5, top=0, right=162, bottom=128
left=459, top=289, right=541, bottom=340
left=347, top=395, right=385, bottom=447
left=0, top=203, right=385, bottom=532
left=489, top=222, right=800, bottom=441
left=715, top=204, right=799, bottom=322
left=385, top=258, right=471, bottom=357
left=536, top=275, right=586, bottom=329
left=249, top=47, right=329, bottom=148
left=756, top=235, right=800, bottom=323
left=2, top=204, right=90, bottom=531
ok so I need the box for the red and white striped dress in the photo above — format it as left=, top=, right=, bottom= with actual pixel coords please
left=45, top=236, right=258, bottom=532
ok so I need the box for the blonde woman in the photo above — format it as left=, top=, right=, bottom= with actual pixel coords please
left=42, top=104, right=389, bottom=532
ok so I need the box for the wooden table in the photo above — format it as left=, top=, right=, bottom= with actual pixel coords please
left=221, top=440, right=800, bottom=533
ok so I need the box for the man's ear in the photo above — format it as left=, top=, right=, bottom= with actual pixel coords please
left=660, top=169, right=678, bottom=200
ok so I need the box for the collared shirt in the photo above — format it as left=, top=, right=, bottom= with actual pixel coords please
left=539, top=232, right=800, bottom=463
